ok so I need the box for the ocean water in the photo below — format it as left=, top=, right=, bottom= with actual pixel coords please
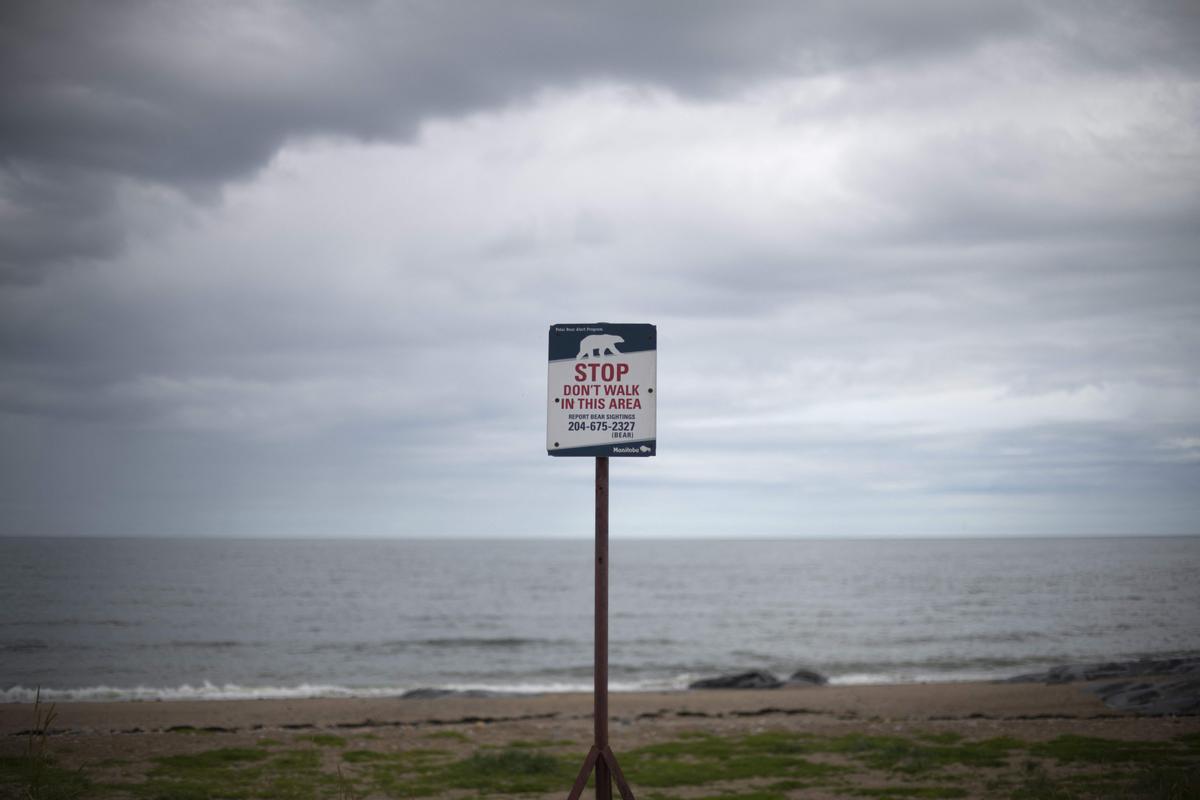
left=2, top=536, right=1198, bottom=702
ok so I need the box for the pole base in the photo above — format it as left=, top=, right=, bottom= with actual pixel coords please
left=566, top=745, right=636, bottom=800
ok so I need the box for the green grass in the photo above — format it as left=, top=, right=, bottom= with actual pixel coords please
left=1127, top=764, right=1200, bottom=799
left=339, top=748, right=458, bottom=797
left=0, top=692, right=89, bottom=800
left=915, top=732, right=964, bottom=745
left=154, top=747, right=269, bottom=770
left=820, top=733, right=1022, bottom=774
left=271, top=750, right=323, bottom=770
left=348, top=747, right=577, bottom=796
left=592, top=789, right=795, bottom=800
left=1029, top=735, right=1183, bottom=765
left=113, top=747, right=345, bottom=800
left=10, top=727, right=1199, bottom=799
left=439, top=749, right=576, bottom=791
left=620, top=730, right=1018, bottom=785
left=296, top=734, right=348, bottom=748
left=851, top=788, right=969, bottom=798
left=0, top=755, right=91, bottom=800
left=766, top=778, right=812, bottom=790
left=1010, top=747, right=1200, bottom=800
left=621, top=731, right=847, bottom=787
left=342, top=748, right=447, bottom=766
left=507, top=737, right=576, bottom=748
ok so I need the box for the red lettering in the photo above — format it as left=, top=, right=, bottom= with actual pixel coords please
left=603, top=384, right=640, bottom=396
left=576, top=362, right=630, bottom=382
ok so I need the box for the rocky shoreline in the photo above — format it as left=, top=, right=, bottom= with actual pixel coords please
left=399, top=657, right=1200, bottom=715
left=1002, top=656, right=1200, bottom=716
left=688, top=668, right=828, bottom=690
left=1002, top=656, right=1200, bottom=684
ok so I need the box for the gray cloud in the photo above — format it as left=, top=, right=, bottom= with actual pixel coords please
left=2, top=0, right=1045, bottom=282
left=5, top=2, right=1196, bottom=282
left=0, top=163, right=124, bottom=283
left=1, top=1, right=1198, bottom=537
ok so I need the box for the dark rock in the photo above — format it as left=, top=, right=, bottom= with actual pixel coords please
left=401, top=688, right=457, bottom=700
left=1090, top=678, right=1200, bottom=715
left=785, top=669, right=828, bottom=686
left=1003, top=657, right=1200, bottom=685
left=401, top=687, right=515, bottom=700
left=689, top=670, right=782, bottom=690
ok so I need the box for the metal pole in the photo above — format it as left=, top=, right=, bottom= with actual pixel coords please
left=566, top=456, right=633, bottom=800
left=594, top=456, right=611, bottom=799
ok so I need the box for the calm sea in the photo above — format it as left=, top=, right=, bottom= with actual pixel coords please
left=2, top=537, right=1198, bottom=702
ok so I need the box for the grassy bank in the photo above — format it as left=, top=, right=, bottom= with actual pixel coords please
left=3, top=726, right=1198, bottom=799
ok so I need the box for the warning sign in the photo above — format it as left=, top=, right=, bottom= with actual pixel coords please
left=547, top=323, right=656, bottom=457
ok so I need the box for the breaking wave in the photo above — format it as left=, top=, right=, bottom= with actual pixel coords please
left=0, top=678, right=670, bottom=703
left=0, top=667, right=1045, bottom=703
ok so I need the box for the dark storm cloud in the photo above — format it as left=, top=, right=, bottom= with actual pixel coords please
left=0, top=163, right=124, bottom=283
left=3, top=1, right=1040, bottom=168
left=0, top=0, right=1046, bottom=280
left=5, top=1, right=1196, bottom=283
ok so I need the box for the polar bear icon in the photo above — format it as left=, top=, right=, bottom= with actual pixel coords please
left=576, top=334, right=624, bottom=359
left=639, top=445, right=652, bottom=453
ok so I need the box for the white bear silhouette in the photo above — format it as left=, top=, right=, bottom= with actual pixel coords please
left=576, top=334, right=624, bottom=359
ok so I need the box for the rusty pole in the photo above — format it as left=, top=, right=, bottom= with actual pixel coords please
left=565, top=456, right=634, bottom=800
left=594, top=456, right=611, bottom=799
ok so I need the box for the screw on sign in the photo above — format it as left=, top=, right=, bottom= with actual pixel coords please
left=546, top=323, right=655, bottom=800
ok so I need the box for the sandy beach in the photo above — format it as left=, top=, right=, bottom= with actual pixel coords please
left=3, top=680, right=1197, bottom=798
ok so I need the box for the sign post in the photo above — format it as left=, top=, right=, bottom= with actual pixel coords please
left=548, top=323, right=655, bottom=800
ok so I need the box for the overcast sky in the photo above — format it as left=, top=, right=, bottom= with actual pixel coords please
left=1, top=1, right=1197, bottom=538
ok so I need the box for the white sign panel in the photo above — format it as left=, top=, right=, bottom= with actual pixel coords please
left=547, top=323, right=656, bottom=457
